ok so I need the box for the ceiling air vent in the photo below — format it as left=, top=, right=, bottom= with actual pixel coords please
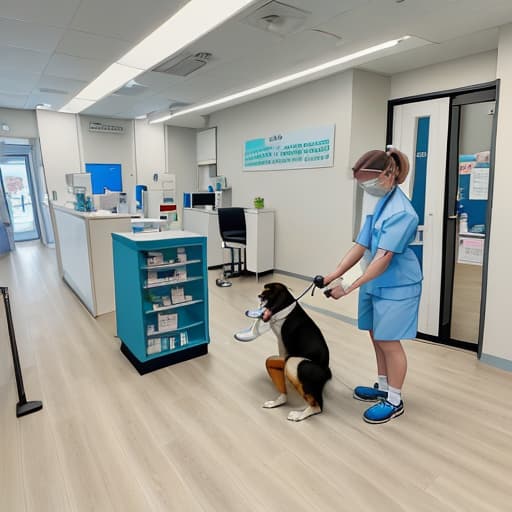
left=152, top=52, right=212, bottom=76
left=89, top=121, right=124, bottom=134
left=38, top=87, right=68, bottom=95
left=114, top=79, right=147, bottom=96
left=242, top=1, right=310, bottom=36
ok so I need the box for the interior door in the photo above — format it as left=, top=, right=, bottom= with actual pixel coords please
left=392, top=98, right=450, bottom=336
left=441, top=90, right=496, bottom=348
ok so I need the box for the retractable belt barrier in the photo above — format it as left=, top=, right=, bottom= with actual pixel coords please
left=1, top=286, right=43, bottom=418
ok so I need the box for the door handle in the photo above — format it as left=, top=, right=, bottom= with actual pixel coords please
left=447, top=215, right=457, bottom=220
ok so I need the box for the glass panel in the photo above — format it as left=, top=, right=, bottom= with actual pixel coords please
left=0, top=156, right=39, bottom=241
left=451, top=101, right=494, bottom=343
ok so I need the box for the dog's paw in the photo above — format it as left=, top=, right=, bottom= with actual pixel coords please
left=262, top=393, right=287, bottom=408
left=287, top=405, right=322, bottom=422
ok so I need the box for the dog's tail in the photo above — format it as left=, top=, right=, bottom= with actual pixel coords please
left=298, top=361, right=332, bottom=410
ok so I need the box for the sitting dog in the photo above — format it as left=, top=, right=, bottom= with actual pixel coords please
left=258, top=282, right=332, bottom=421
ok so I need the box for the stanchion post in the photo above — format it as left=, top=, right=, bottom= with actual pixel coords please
left=1, top=286, right=42, bottom=417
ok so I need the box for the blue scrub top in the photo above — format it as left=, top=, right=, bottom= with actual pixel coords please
left=356, top=187, right=422, bottom=299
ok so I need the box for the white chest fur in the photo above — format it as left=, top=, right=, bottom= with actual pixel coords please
left=269, top=302, right=296, bottom=357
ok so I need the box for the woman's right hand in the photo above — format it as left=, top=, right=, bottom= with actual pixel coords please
left=326, top=284, right=347, bottom=299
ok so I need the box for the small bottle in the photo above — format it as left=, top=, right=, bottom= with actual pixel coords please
left=459, top=212, right=468, bottom=234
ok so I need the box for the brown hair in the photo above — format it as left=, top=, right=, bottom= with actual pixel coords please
left=352, top=148, right=409, bottom=184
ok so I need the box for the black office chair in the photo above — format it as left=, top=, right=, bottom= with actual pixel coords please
left=216, top=207, right=246, bottom=287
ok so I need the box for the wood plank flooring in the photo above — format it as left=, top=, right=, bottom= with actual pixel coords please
left=1, top=242, right=511, bottom=511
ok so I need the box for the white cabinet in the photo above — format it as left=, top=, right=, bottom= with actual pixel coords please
left=183, top=208, right=275, bottom=273
left=196, top=127, right=217, bottom=165
left=182, top=208, right=223, bottom=267
left=245, top=209, right=275, bottom=275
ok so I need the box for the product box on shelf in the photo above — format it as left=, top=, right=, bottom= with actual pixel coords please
left=177, top=247, right=187, bottom=263
left=158, top=312, right=177, bottom=332
left=147, top=338, right=162, bottom=355
left=146, top=251, right=164, bottom=266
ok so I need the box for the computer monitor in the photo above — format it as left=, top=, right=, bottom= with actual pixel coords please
left=85, top=163, right=122, bottom=194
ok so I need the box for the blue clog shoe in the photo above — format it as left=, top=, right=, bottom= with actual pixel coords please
left=353, top=383, right=388, bottom=402
left=363, top=400, right=404, bottom=424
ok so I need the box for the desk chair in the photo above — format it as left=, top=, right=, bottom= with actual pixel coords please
left=216, top=207, right=246, bottom=287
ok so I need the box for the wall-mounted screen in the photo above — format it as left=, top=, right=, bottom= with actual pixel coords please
left=85, top=163, right=122, bottom=194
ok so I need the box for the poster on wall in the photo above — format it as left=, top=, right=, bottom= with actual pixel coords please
left=458, top=236, right=484, bottom=265
left=243, top=124, right=335, bottom=171
left=469, top=166, right=489, bottom=200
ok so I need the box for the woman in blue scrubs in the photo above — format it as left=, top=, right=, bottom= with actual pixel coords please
left=317, top=148, right=422, bottom=424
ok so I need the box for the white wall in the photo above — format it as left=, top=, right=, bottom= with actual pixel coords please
left=482, top=24, right=512, bottom=365
left=36, top=110, right=81, bottom=203
left=166, top=125, right=197, bottom=221
left=210, top=70, right=358, bottom=277
left=350, top=70, right=391, bottom=236
left=0, top=108, right=38, bottom=139
left=390, top=50, right=497, bottom=100
left=134, top=120, right=167, bottom=189
left=79, top=116, right=136, bottom=207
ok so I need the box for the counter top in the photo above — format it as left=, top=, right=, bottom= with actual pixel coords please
left=112, top=230, right=202, bottom=242
left=184, top=207, right=274, bottom=214
left=52, top=202, right=136, bottom=220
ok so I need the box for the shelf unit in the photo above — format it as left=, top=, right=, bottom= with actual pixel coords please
left=112, top=231, right=209, bottom=374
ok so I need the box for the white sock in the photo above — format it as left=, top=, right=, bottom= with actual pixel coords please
left=377, top=375, right=388, bottom=391
left=387, top=385, right=401, bottom=406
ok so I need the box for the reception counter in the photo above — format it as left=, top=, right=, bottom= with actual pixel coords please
left=52, top=204, right=133, bottom=316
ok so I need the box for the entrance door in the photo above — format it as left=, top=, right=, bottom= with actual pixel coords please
left=0, top=155, right=40, bottom=242
left=392, top=98, right=450, bottom=336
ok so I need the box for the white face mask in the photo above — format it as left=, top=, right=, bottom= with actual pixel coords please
left=358, top=177, right=388, bottom=197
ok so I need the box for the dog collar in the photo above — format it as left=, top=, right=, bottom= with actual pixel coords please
left=269, top=302, right=296, bottom=323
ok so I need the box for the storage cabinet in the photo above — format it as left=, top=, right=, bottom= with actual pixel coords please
left=112, top=231, right=209, bottom=374
left=196, top=127, right=217, bottom=165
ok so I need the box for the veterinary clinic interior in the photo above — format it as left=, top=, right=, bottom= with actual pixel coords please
left=1, top=1, right=512, bottom=510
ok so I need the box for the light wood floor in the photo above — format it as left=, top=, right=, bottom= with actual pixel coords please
left=1, top=242, right=512, bottom=512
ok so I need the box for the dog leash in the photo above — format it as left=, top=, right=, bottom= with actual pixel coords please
left=293, top=281, right=316, bottom=302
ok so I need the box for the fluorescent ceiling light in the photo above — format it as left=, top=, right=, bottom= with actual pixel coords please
left=59, top=0, right=257, bottom=114
left=59, top=98, right=95, bottom=114
left=119, top=0, right=257, bottom=70
left=150, top=37, right=409, bottom=123
left=75, top=64, right=143, bottom=102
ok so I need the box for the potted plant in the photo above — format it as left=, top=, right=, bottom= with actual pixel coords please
left=253, top=196, right=264, bottom=209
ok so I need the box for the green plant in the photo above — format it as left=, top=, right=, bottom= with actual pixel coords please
left=253, top=196, right=264, bottom=208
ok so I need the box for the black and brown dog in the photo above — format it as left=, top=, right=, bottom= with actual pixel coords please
left=258, top=282, right=332, bottom=421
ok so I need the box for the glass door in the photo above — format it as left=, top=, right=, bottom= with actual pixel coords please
left=0, top=155, right=40, bottom=242
left=441, top=90, right=496, bottom=349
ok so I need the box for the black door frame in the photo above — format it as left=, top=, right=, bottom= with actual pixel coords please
left=386, top=80, right=499, bottom=353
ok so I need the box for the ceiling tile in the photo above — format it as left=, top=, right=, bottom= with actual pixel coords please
left=0, top=93, right=30, bottom=109
left=0, top=18, right=65, bottom=53
left=24, top=91, right=75, bottom=110
left=0, top=46, right=51, bottom=73
left=132, top=71, right=184, bottom=93
left=0, top=0, right=82, bottom=27
left=70, top=0, right=182, bottom=43
left=56, top=30, right=133, bottom=62
left=0, top=74, right=41, bottom=95
left=44, top=53, right=110, bottom=82
left=37, top=75, right=89, bottom=96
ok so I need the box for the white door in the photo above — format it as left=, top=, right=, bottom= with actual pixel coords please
left=392, top=98, right=450, bottom=336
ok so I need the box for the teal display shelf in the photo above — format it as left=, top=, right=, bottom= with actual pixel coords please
left=112, top=231, right=209, bottom=374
